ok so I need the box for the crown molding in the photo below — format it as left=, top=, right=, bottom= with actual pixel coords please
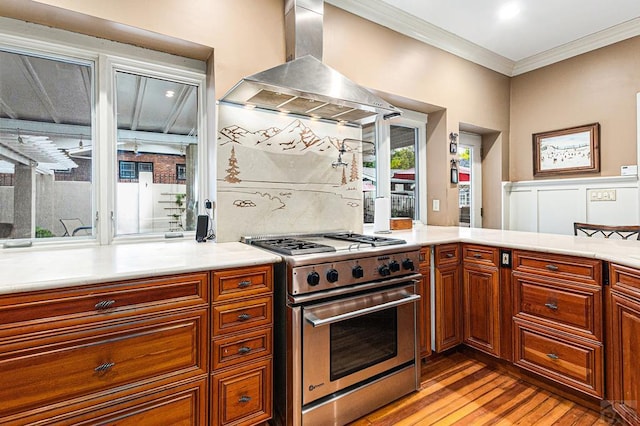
left=326, top=0, right=515, bottom=76
left=512, top=16, right=640, bottom=75
left=327, top=0, right=640, bottom=77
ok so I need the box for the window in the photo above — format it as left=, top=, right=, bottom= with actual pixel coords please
left=0, top=48, right=94, bottom=240
left=362, top=110, right=427, bottom=224
left=176, top=164, right=186, bottom=180
left=118, top=161, right=154, bottom=180
left=119, top=161, right=136, bottom=179
left=0, top=20, right=206, bottom=245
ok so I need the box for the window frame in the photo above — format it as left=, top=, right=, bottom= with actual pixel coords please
left=372, top=109, right=428, bottom=224
left=0, top=18, right=208, bottom=248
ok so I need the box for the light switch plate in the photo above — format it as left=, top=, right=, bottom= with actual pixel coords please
left=432, top=199, right=440, bottom=211
left=588, top=189, right=617, bottom=201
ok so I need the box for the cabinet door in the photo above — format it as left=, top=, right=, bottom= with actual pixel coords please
left=463, top=264, right=500, bottom=357
left=609, top=291, right=640, bottom=425
left=435, top=264, right=462, bottom=352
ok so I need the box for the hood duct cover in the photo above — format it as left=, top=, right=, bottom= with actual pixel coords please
left=219, top=0, right=401, bottom=125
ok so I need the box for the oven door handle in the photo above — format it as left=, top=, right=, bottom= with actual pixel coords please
left=304, top=293, right=421, bottom=327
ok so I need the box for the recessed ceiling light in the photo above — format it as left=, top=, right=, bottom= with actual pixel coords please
left=165, top=90, right=175, bottom=98
left=498, top=2, right=520, bottom=20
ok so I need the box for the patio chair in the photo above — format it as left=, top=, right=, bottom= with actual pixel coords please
left=60, top=218, right=92, bottom=236
left=573, top=222, right=640, bottom=240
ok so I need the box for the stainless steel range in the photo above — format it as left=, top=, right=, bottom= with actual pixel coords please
left=243, top=232, right=422, bottom=426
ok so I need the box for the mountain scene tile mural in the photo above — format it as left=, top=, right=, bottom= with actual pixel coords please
left=216, top=104, right=363, bottom=242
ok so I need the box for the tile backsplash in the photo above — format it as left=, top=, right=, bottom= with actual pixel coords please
left=216, top=104, right=363, bottom=242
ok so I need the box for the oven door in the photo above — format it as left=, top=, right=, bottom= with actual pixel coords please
left=301, top=281, right=419, bottom=405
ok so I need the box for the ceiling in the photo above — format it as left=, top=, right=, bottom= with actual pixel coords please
left=328, top=0, right=640, bottom=75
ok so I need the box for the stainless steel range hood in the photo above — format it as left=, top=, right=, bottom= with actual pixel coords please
left=219, top=0, right=401, bottom=125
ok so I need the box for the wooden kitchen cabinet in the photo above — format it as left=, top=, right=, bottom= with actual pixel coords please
left=211, top=264, right=273, bottom=426
left=418, top=246, right=431, bottom=358
left=608, top=263, right=640, bottom=426
left=434, top=243, right=462, bottom=352
left=512, top=250, right=603, bottom=399
left=0, top=272, right=209, bottom=425
left=462, top=245, right=500, bottom=357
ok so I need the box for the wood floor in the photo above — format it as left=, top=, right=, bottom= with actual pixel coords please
left=349, top=352, right=621, bottom=426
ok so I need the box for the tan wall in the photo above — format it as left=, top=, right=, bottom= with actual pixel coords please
left=510, top=37, right=640, bottom=182
left=1, top=0, right=512, bottom=227
left=322, top=6, right=511, bottom=227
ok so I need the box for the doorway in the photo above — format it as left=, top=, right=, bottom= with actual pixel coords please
left=458, top=132, right=482, bottom=227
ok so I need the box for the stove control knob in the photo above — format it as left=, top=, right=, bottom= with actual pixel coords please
left=378, top=265, right=391, bottom=277
left=307, top=271, right=320, bottom=286
left=352, top=265, right=364, bottom=279
left=326, top=269, right=339, bottom=283
left=389, top=260, right=400, bottom=272
left=402, top=259, right=415, bottom=271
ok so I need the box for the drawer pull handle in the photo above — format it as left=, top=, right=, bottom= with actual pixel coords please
left=238, top=395, right=252, bottom=403
left=238, top=280, right=252, bottom=288
left=544, top=302, right=558, bottom=311
left=445, top=253, right=455, bottom=258
left=95, top=300, right=116, bottom=310
left=238, top=346, right=252, bottom=355
left=473, top=254, right=483, bottom=258
left=237, top=313, right=252, bottom=321
left=546, top=353, right=559, bottom=360
left=94, top=362, right=115, bottom=372
left=545, top=264, right=559, bottom=271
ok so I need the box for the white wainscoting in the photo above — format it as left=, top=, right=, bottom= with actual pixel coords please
left=502, top=176, right=640, bottom=235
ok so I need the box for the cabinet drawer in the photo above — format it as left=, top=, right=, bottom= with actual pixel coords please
left=610, top=263, right=640, bottom=300
left=213, top=296, right=272, bottom=336
left=212, top=358, right=272, bottom=426
left=213, top=327, right=272, bottom=371
left=513, top=274, right=602, bottom=341
left=3, top=377, right=208, bottom=425
left=0, top=309, right=207, bottom=417
left=212, top=265, right=273, bottom=302
left=512, top=251, right=601, bottom=285
left=463, top=244, right=499, bottom=267
left=435, top=244, right=460, bottom=267
left=513, top=320, right=603, bottom=398
left=0, top=272, right=208, bottom=335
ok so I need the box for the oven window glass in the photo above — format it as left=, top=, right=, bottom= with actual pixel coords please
left=330, top=307, right=398, bottom=381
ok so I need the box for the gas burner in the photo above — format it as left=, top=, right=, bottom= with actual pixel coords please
left=324, top=232, right=406, bottom=246
left=251, top=238, right=335, bottom=256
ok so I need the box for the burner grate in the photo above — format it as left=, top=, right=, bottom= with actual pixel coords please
left=251, top=238, right=336, bottom=256
left=324, top=232, right=406, bottom=247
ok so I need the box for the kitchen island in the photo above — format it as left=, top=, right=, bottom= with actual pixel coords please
left=1, top=227, right=640, bottom=425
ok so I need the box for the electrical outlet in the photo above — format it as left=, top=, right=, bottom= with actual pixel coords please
left=432, top=199, right=440, bottom=211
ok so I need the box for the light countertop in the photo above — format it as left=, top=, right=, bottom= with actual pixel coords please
left=375, top=225, right=640, bottom=268
left=0, top=240, right=280, bottom=295
left=3, top=225, right=640, bottom=295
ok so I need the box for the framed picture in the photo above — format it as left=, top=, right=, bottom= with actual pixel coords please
left=533, top=123, right=600, bottom=177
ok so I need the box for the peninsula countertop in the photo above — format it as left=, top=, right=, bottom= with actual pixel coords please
left=4, top=225, right=640, bottom=295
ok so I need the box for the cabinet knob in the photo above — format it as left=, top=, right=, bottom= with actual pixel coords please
left=238, top=395, right=252, bottom=403
left=95, top=300, right=116, bottom=310
left=473, top=253, right=482, bottom=258
left=545, top=264, right=559, bottom=271
left=445, top=253, right=454, bottom=258
left=544, top=302, right=558, bottom=311
left=94, top=362, right=115, bottom=373
left=238, top=280, right=251, bottom=288
left=546, top=353, right=559, bottom=360
left=237, top=313, right=252, bottom=321
left=237, top=346, right=252, bottom=355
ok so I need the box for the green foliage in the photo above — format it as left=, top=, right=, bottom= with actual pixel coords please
left=36, top=226, right=55, bottom=238
left=175, top=193, right=186, bottom=207
left=390, top=147, right=415, bottom=170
